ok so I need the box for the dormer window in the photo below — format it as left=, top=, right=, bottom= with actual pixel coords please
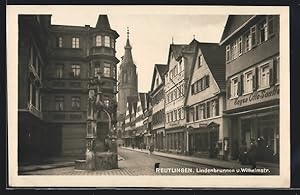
left=96, top=35, right=102, bottom=46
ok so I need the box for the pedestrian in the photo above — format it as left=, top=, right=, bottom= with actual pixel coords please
left=239, top=140, right=248, bottom=165
left=248, top=138, right=257, bottom=169
left=149, top=142, right=154, bottom=155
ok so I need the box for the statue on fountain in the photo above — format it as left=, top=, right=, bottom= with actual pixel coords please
left=75, top=73, right=118, bottom=171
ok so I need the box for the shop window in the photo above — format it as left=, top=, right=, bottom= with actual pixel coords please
left=244, top=70, right=253, bottom=94
left=104, top=63, right=111, bottom=77
left=71, top=96, right=81, bottom=110
left=55, top=96, right=64, bottom=111
left=231, top=77, right=239, bottom=98
left=96, top=35, right=102, bottom=46
left=259, top=63, right=270, bottom=89
left=71, top=65, right=80, bottom=78
left=55, top=64, right=64, bottom=78
left=72, top=37, right=80, bottom=48
left=104, top=36, right=110, bottom=47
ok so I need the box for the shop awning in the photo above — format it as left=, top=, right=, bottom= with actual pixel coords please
left=187, top=121, right=219, bottom=130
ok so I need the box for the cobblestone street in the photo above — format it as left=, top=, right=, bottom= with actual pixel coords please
left=21, top=148, right=217, bottom=175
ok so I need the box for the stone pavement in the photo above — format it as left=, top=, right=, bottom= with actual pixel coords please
left=121, top=147, right=279, bottom=175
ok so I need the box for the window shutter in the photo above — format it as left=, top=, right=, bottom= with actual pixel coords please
left=269, top=60, right=274, bottom=86
left=253, top=67, right=259, bottom=91
left=240, top=74, right=244, bottom=94
left=237, top=79, right=241, bottom=96
left=273, top=58, right=278, bottom=84
left=227, top=80, right=231, bottom=99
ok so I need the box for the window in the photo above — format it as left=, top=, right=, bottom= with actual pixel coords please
left=55, top=96, right=64, bottom=111
left=57, top=37, right=63, bottom=48
left=206, top=101, right=210, bottom=118
left=181, top=108, right=185, bottom=119
left=231, top=77, right=239, bottom=98
left=104, top=63, right=111, bottom=77
left=112, top=66, right=116, bottom=79
left=111, top=40, right=115, bottom=49
left=104, top=100, right=110, bottom=107
left=244, top=70, right=253, bottom=94
left=96, top=35, right=102, bottom=46
left=226, top=45, right=231, bottom=62
left=198, top=55, right=203, bottom=68
left=174, top=110, right=177, bottom=121
left=259, top=18, right=268, bottom=43
left=190, top=107, right=195, bottom=122
left=71, top=97, right=80, bottom=110
left=244, top=31, right=251, bottom=52
left=195, top=105, right=199, bottom=121
left=55, top=64, right=64, bottom=78
left=72, top=37, right=80, bottom=48
left=250, top=25, right=257, bottom=47
left=178, top=108, right=181, bottom=120
left=238, top=37, right=243, bottom=56
left=174, top=89, right=177, bottom=99
left=104, top=36, right=110, bottom=47
left=200, top=104, right=205, bottom=119
left=156, top=77, right=159, bottom=86
left=94, top=63, right=101, bottom=77
left=170, top=111, right=174, bottom=121
left=71, top=65, right=80, bottom=78
left=232, top=40, right=238, bottom=59
left=259, top=64, right=270, bottom=89
left=174, top=65, right=178, bottom=75
left=178, top=59, right=182, bottom=72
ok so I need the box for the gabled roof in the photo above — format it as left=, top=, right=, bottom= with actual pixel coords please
left=220, top=15, right=255, bottom=45
left=185, top=39, right=226, bottom=105
left=150, top=64, right=167, bottom=93
left=167, top=44, right=187, bottom=66
left=199, top=42, right=226, bottom=91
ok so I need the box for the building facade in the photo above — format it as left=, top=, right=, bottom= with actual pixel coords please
left=164, top=43, right=196, bottom=154
left=149, top=64, right=168, bottom=151
left=18, top=15, right=119, bottom=164
left=220, top=15, right=280, bottom=163
left=184, top=40, right=227, bottom=159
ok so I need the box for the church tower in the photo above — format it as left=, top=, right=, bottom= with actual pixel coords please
left=117, top=28, right=138, bottom=118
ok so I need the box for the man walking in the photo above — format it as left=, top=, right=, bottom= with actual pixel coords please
left=248, top=138, right=257, bottom=169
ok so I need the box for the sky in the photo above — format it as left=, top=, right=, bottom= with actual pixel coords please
left=51, top=12, right=228, bottom=92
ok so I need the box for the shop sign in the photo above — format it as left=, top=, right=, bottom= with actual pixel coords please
left=228, top=85, right=279, bottom=109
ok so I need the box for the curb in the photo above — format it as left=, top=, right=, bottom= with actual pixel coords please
left=19, top=162, right=75, bottom=172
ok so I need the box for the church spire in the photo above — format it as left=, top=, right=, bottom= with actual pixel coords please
left=122, top=27, right=134, bottom=65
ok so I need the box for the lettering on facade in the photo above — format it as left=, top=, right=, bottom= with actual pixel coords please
left=231, top=85, right=279, bottom=108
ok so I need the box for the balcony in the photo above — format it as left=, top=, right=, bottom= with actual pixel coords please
left=89, top=46, right=115, bottom=57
